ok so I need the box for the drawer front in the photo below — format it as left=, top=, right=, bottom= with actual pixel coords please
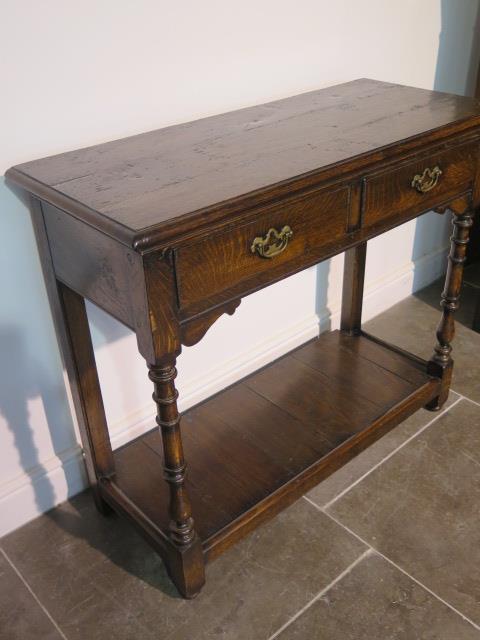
left=176, top=186, right=350, bottom=309
left=363, top=142, right=478, bottom=227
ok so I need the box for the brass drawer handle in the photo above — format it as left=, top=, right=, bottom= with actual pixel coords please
left=411, top=165, right=442, bottom=194
left=250, top=225, right=293, bottom=259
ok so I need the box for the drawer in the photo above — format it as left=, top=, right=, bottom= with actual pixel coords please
left=175, top=186, right=350, bottom=309
left=362, top=142, right=478, bottom=227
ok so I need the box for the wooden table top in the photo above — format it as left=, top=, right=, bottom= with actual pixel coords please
left=7, top=78, right=480, bottom=248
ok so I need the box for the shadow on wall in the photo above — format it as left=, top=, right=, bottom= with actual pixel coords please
left=0, top=319, right=177, bottom=596
left=434, top=0, right=480, bottom=95
left=0, top=327, right=56, bottom=514
left=0, top=178, right=131, bottom=530
left=2, top=0, right=480, bottom=591
left=315, top=3, right=480, bottom=329
left=411, top=0, right=480, bottom=299
left=1, top=183, right=178, bottom=594
left=0, top=181, right=81, bottom=529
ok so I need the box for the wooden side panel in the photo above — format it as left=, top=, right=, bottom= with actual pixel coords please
left=42, top=202, right=145, bottom=332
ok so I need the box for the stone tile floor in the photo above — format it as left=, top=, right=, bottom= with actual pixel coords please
left=2, top=277, right=480, bottom=639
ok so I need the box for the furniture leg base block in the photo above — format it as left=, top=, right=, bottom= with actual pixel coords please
left=424, top=392, right=450, bottom=412
left=104, top=330, right=441, bottom=572
left=424, top=400, right=443, bottom=412
left=166, top=538, right=206, bottom=599
left=92, top=490, right=115, bottom=517
left=425, top=360, right=453, bottom=412
left=99, top=478, right=206, bottom=598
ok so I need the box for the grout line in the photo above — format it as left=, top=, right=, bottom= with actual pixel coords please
left=266, top=548, right=373, bottom=640
left=0, top=547, right=69, bottom=640
left=321, top=395, right=463, bottom=510
left=303, top=497, right=480, bottom=633
left=451, top=389, right=480, bottom=409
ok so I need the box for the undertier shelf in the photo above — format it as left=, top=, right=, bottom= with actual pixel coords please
left=107, top=330, right=439, bottom=559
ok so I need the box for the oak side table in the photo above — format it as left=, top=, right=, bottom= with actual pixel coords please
left=7, top=79, right=480, bottom=598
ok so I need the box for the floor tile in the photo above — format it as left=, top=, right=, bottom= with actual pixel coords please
left=0, top=551, right=63, bottom=640
left=328, top=398, right=480, bottom=625
left=366, top=278, right=480, bottom=402
left=309, top=278, right=468, bottom=517
left=275, top=552, right=479, bottom=639
left=2, top=495, right=366, bottom=640
left=307, top=392, right=458, bottom=507
left=3, top=277, right=479, bottom=639
left=416, top=277, right=478, bottom=329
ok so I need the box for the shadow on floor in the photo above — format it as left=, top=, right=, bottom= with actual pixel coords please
left=413, top=276, right=479, bottom=332
left=46, top=489, right=182, bottom=599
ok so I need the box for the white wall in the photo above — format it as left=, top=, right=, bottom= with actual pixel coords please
left=1, top=0, right=479, bottom=535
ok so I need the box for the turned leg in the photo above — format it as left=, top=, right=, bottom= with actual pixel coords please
left=426, top=202, right=474, bottom=411
left=148, top=359, right=205, bottom=598
left=341, top=242, right=367, bottom=335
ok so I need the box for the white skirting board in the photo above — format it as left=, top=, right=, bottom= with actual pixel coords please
left=0, top=245, right=448, bottom=537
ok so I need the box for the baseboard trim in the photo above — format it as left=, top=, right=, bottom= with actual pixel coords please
left=0, top=446, right=86, bottom=537
left=322, top=243, right=448, bottom=331
left=0, top=246, right=447, bottom=537
left=109, top=312, right=321, bottom=451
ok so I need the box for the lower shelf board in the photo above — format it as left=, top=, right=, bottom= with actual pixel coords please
left=103, top=330, right=440, bottom=561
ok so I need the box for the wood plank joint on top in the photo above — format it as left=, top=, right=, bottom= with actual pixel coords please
left=6, top=78, right=480, bottom=252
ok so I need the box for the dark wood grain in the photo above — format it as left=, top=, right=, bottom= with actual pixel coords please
left=147, top=359, right=204, bottom=597
left=108, top=331, right=439, bottom=561
left=180, top=299, right=241, bottom=347
left=175, top=185, right=349, bottom=309
left=42, top=201, right=143, bottom=331
left=427, top=194, right=474, bottom=409
left=9, top=79, right=480, bottom=598
left=362, top=140, right=477, bottom=229
left=58, top=283, right=115, bottom=482
left=341, top=242, right=367, bottom=335
left=7, top=79, right=480, bottom=250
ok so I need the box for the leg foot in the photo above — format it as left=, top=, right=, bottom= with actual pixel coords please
left=425, top=394, right=448, bottom=412
left=425, top=361, right=453, bottom=412
left=166, top=537, right=205, bottom=599
left=91, top=485, right=114, bottom=516
left=148, top=358, right=206, bottom=597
